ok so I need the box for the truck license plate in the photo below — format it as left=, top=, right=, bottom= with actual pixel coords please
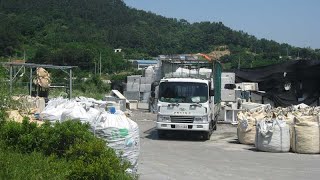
left=176, top=124, right=188, bottom=129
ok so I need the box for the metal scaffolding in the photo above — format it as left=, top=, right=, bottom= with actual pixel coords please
left=1, top=62, right=77, bottom=98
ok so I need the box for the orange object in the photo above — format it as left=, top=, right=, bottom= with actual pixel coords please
left=197, top=53, right=212, bottom=61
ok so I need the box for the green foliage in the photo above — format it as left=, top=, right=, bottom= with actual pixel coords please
left=74, top=75, right=111, bottom=99
left=0, top=119, right=134, bottom=179
left=109, top=70, right=142, bottom=81
left=66, top=139, right=131, bottom=180
left=0, top=147, right=70, bottom=180
left=0, top=0, right=319, bottom=70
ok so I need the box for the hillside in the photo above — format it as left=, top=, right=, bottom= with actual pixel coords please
left=0, top=0, right=319, bottom=72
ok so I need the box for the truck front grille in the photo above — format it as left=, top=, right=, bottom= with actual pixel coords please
left=170, top=116, right=194, bottom=123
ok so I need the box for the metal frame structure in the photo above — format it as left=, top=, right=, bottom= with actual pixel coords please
left=1, top=62, right=77, bottom=98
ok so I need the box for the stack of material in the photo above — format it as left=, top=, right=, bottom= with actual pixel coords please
left=255, top=119, right=290, bottom=152
left=40, top=97, right=140, bottom=173
left=92, top=112, right=140, bottom=174
left=237, top=111, right=259, bottom=145
left=124, top=75, right=141, bottom=101
left=12, top=95, right=45, bottom=114
left=140, top=66, right=156, bottom=103
left=237, top=103, right=320, bottom=154
left=33, top=67, right=51, bottom=88
left=40, top=97, right=105, bottom=123
left=292, top=116, right=320, bottom=154
left=6, top=110, right=24, bottom=123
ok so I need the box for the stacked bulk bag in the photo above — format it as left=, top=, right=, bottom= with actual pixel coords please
left=237, top=112, right=257, bottom=145
left=282, top=113, right=295, bottom=150
left=34, top=67, right=51, bottom=88
left=292, top=116, right=320, bottom=154
left=255, top=119, right=290, bottom=152
left=92, top=112, right=140, bottom=173
left=40, top=98, right=69, bottom=122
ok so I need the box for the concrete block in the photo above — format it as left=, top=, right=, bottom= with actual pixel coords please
left=124, top=91, right=140, bottom=100
left=221, top=72, right=235, bottom=80
left=140, top=77, right=154, bottom=84
left=140, top=84, right=152, bottom=92
left=126, top=82, right=140, bottom=92
left=221, top=89, right=236, bottom=102
left=129, top=100, right=138, bottom=110
left=127, top=76, right=141, bottom=83
left=141, top=92, right=151, bottom=102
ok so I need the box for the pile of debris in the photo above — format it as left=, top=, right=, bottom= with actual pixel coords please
left=237, top=104, right=320, bottom=154
left=7, top=95, right=46, bottom=125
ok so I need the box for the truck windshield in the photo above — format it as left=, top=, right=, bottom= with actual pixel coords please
left=159, top=82, right=208, bottom=103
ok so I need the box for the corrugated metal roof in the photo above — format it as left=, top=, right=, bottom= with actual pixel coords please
left=131, top=60, right=158, bottom=64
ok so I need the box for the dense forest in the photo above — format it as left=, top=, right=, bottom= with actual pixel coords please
left=0, top=0, right=319, bottom=73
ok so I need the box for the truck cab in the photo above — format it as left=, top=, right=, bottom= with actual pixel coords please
left=154, top=55, right=222, bottom=140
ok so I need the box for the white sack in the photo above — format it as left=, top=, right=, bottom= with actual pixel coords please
left=255, top=120, right=290, bottom=152
left=92, top=112, right=140, bottom=174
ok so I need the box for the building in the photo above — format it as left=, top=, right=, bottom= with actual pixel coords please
left=129, top=60, right=158, bottom=70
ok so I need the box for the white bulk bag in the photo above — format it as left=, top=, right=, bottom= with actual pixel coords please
left=292, top=116, right=320, bottom=154
left=255, top=120, right=290, bottom=152
left=61, top=103, right=90, bottom=123
left=237, top=112, right=256, bottom=145
left=40, top=98, right=68, bottom=122
left=92, top=112, right=140, bottom=174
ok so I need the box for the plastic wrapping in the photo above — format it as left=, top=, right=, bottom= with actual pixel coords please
left=92, top=112, right=140, bottom=173
left=256, top=120, right=290, bottom=152
left=40, top=97, right=140, bottom=172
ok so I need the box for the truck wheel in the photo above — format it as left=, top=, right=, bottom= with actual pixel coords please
left=203, top=122, right=214, bottom=140
left=157, top=130, right=166, bottom=139
left=202, top=131, right=211, bottom=140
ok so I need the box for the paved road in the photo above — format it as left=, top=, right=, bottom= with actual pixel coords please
left=130, top=109, right=320, bottom=180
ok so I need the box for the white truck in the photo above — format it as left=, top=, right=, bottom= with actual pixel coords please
left=153, top=55, right=222, bottom=140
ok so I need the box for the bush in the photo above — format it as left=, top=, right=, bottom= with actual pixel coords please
left=0, top=147, right=70, bottom=179
left=0, top=119, right=134, bottom=180
left=66, top=139, right=131, bottom=180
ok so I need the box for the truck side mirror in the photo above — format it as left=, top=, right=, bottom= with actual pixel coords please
left=209, top=89, right=215, bottom=96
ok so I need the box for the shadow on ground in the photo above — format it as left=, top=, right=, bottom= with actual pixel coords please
left=143, top=127, right=209, bottom=142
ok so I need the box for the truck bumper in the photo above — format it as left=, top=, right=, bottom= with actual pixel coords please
left=156, top=122, right=210, bottom=132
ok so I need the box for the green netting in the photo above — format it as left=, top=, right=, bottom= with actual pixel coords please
left=214, top=62, right=222, bottom=104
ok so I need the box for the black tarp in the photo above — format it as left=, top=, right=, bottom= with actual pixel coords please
left=234, top=60, right=320, bottom=107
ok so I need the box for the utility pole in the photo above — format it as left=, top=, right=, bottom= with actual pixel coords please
left=238, top=57, right=241, bottom=70
left=23, top=50, right=26, bottom=61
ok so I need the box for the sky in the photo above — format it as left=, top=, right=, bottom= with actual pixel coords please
left=124, top=0, right=320, bottom=49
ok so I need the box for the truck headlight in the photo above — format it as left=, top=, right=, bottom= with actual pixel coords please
left=157, top=115, right=171, bottom=122
left=194, top=116, right=208, bottom=123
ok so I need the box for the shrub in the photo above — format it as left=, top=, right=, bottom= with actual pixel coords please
left=0, top=147, right=70, bottom=180
left=66, top=139, right=131, bottom=180
left=0, top=120, right=134, bottom=180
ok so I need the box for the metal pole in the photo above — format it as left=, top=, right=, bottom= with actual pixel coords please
left=69, top=68, right=72, bottom=99
left=29, top=68, right=33, bottom=96
left=9, top=65, right=13, bottom=94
